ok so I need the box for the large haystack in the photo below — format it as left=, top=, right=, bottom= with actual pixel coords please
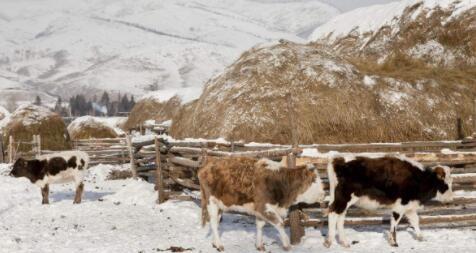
left=171, top=41, right=476, bottom=144
left=68, top=116, right=126, bottom=140
left=1, top=105, right=71, bottom=151
left=124, top=96, right=181, bottom=130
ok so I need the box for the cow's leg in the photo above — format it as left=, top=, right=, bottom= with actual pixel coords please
left=41, top=184, right=49, bottom=205
left=262, top=209, right=290, bottom=251
left=73, top=182, right=84, bottom=204
left=255, top=217, right=266, bottom=251
left=324, top=186, right=352, bottom=248
left=336, top=195, right=359, bottom=248
left=389, top=212, right=403, bottom=247
left=207, top=200, right=224, bottom=251
left=73, top=171, right=85, bottom=204
left=406, top=210, right=423, bottom=241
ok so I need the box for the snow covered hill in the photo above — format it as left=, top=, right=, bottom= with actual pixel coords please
left=0, top=0, right=339, bottom=103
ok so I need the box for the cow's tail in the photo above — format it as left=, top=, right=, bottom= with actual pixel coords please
left=324, top=153, right=343, bottom=216
left=200, top=180, right=210, bottom=227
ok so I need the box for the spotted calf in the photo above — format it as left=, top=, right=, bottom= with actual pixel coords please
left=325, top=155, right=453, bottom=248
left=10, top=151, right=90, bottom=204
left=198, top=157, right=325, bottom=251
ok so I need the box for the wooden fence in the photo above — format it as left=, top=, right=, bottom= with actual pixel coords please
left=133, top=136, right=476, bottom=244
left=71, top=137, right=132, bottom=167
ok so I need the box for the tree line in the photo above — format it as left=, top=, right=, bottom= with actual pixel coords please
left=67, top=92, right=135, bottom=116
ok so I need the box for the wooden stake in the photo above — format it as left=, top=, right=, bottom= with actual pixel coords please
left=8, top=135, right=14, bottom=163
left=37, top=135, right=41, bottom=157
left=0, top=136, right=4, bottom=163
left=155, top=137, right=165, bottom=204
left=473, top=99, right=476, bottom=135
left=126, top=134, right=137, bottom=179
left=286, top=93, right=306, bottom=244
left=457, top=117, right=464, bottom=140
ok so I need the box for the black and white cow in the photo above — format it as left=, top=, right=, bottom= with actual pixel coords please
left=324, top=155, right=453, bottom=248
left=10, top=151, right=90, bottom=204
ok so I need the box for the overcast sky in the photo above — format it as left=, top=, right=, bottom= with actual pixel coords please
left=319, top=0, right=399, bottom=12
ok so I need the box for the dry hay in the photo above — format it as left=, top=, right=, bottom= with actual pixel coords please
left=68, top=116, right=125, bottom=140
left=107, top=169, right=133, bottom=180
left=1, top=105, right=71, bottom=151
left=170, top=40, right=476, bottom=144
left=0, top=106, right=10, bottom=121
left=124, top=96, right=181, bottom=130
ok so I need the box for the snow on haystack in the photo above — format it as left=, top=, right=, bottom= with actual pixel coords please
left=310, top=0, right=476, bottom=66
left=1, top=104, right=71, bottom=151
left=170, top=41, right=474, bottom=144
left=67, top=116, right=126, bottom=140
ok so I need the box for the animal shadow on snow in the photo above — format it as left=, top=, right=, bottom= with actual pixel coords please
left=50, top=189, right=113, bottom=203
left=207, top=213, right=282, bottom=246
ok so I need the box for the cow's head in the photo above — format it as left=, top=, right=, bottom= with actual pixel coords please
left=432, top=165, right=453, bottom=203
left=10, top=158, right=46, bottom=183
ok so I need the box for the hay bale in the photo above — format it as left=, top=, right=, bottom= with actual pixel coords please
left=170, top=41, right=476, bottom=144
left=124, top=96, right=181, bottom=130
left=1, top=104, right=71, bottom=151
left=68, top=116, right=126, bottom=140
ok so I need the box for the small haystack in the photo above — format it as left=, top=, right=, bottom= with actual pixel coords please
left=1, top=104, right=71, bottom=151
left=68, top=116, right=126, bottom=140
left=124, top=96, right=181, bottom=130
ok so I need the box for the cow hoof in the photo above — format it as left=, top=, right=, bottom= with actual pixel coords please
left=338, top=239, right=350, bottom=248
left=73, top=201, right=81, bottom=204
left=42, top=201, right=49, bottom=205
left=390, top=242, right=399, bottom=247
left=256, top=245, right=265, bottom=251
left=213, top=243, right=224, bottom=252
left=282, top=245, right=291, bottom=251
left=323, top=239, right=332, bottom=248
left=415, top=235, right=424, bottom=242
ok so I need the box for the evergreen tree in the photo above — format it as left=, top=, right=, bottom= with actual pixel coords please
left=100, top=91, right=110, bottom=106
left=128, top=95, right=136, bottom=111
left=34, top=95, right=42, bottom=106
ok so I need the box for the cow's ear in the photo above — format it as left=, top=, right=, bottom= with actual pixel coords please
left=434, top=166, right=446, bottom=180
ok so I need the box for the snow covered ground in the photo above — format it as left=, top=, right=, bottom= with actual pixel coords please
left=1, top=163, right=475, bottom=253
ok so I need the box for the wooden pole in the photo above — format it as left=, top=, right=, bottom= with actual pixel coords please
left=155, top=137, right=166, bottom=204
left=286, top=93, right=305, bottom=245
left=126, top=134, right=137, bottom=179
left=457, top=117, right=464, bottom=140
left=37, top=135, right=41, bottom=157
left=473, top=99, right=476, bottom=135
left=8, top=135, right=14, bottom=163
left=0, top=135, right=4, bottom=163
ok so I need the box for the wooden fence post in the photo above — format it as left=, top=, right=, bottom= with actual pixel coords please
left=155, top=137, right=166, bottom=204
left=457, top=117, right=464, bottom=140
left=35, top=135, right=41, bottom=157
left=126, top=135, right=137, bottom=179
left=286, top=93, right=305, bottom=245
left=473, top=99, right=476, bottom=135
left=8, top=135, right=14, bottom=163
left=0, top=135, right=4, bottom=163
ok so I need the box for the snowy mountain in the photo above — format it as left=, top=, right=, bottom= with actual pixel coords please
left=0, top=0, right=340, bottom=104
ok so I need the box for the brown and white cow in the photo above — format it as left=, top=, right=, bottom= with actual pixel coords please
left=10, top=151, right=90, bottom=204
left=324, top=155, right=453, bottom=248
left=198, top=156, right=325, bottom=251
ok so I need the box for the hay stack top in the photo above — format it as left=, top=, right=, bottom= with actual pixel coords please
left=1, top=104, right=71, bottom=151
left=68, top=116, right=126, bottom=140
left=0, top=106, right=10, bottom=121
